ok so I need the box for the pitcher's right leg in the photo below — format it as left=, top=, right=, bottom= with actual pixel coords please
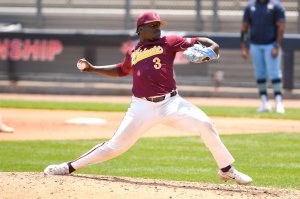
left=44, top=97, right=158, bottom=175
left=70, top=113, right=155, bottom=171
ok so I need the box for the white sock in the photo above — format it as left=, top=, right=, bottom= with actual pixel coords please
left=261, top=95, right=268, bottom=105
left=275, top=95, right=282, bottom=104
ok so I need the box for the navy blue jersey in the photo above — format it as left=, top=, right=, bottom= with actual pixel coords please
left=243, top=0, right=285, bottom=44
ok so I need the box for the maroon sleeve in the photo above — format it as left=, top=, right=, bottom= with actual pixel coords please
left=166, top=35, right=199, bottom=52
left=116, top=50, right=132, bottom=77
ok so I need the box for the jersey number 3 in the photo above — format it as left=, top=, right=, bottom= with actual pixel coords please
left=153, top=57, right=162, bottom=69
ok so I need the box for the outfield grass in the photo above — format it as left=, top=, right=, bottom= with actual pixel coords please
left=0, top=133, right=299, bottom=189
left=1, top=99, right=300, bottom=120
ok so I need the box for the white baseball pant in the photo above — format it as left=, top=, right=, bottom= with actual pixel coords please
left=71, top=94, right=234, bottom=170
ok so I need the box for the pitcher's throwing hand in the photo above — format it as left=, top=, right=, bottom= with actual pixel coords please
left=76, top=58, right=92, bottom=72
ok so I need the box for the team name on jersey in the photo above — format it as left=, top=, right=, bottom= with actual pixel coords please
left=131, top=45, right=163, bottom=65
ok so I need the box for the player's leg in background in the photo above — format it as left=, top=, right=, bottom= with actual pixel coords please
left=264, top=43, right=285, bottom=113
left=0, top=112, right=14, bottom=133
left=249, top=43, right=271, bottom=112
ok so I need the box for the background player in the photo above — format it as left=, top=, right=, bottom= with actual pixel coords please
left=241, top=0, right=285, bottom=113
left=44, top=11, right=252, bottom=185
left=0, top=112, right=14, bottom=133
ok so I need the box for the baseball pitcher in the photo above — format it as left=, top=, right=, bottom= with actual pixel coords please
left=44, top=11, right=252, bottom=185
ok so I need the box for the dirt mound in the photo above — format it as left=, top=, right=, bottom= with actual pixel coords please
left=0, top=172, right=299, bottom=199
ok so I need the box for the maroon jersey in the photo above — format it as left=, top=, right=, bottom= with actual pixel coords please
left=117, top=35, right=198, bottom=98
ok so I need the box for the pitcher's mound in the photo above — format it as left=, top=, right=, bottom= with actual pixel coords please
left=0, top=172, right=299, bottom=199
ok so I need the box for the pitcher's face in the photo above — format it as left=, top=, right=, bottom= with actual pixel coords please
left=139, top=22, right=161, bottom=42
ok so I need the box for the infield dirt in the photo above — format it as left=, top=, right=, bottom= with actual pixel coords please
left=0, top=172, right=299, bottom=199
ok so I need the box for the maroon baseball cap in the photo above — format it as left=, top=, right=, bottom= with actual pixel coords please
left=136, top=11, right=166, bottom=27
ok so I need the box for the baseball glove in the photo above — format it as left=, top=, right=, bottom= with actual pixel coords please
left=183, top=44, right=219, bottom=63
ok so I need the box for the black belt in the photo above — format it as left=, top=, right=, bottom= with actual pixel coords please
left=145, top=90, right=177, bottom=103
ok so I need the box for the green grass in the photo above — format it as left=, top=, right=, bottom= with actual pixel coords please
left=201, top=106, right=300, bottom=120
left=0, top=99, right=128, bottom=112
left=1, top=99, right=300, bottom=120
left=0, top=133, right=299, bottom=189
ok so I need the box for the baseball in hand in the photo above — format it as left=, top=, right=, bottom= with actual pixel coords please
left=77, top=59, right=90, bottom=71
